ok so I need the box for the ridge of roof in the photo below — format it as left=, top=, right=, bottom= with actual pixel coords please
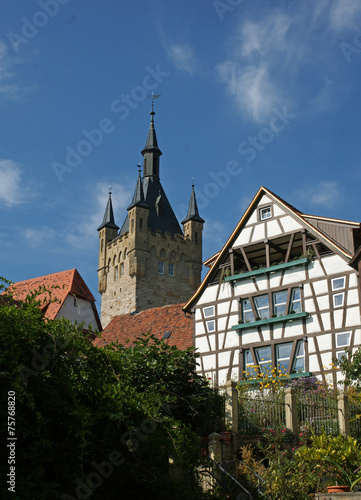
left=7, top=269, right=96, bottom=320
left=183, top=186, right=354, bottom=312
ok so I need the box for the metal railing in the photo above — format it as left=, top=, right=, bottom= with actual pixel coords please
left=239, top=392, right=286, bottom=434
left=297, top=392, right=339, bottom=435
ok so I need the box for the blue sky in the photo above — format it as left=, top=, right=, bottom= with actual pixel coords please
left=2, top=0, right=361, bottom=311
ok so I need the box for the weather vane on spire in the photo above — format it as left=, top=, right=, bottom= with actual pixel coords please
left=148, top=91, right=161, bottom=115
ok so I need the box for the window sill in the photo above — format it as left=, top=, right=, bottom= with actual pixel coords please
left=232, top=311, right=310, bottom=330
left=225, top=258, right=310, bottom=283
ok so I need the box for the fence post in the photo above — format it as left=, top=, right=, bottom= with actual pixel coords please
left=337, top=392, right=350, bottom=437
left=285, top=387, right=298, bottom=434
left=225, top=380, right=239, bottom=433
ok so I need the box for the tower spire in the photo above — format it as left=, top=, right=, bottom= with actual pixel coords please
left=127, top=166, right=150, bottom=210
left=97, top=189, right=119, bottom=231
left=182, top=183, right=205, bottom=224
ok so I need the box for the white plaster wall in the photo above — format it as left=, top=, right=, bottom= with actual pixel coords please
left=282, top=268, right=307, bottom=285
left=285, top=321, right=304, bottom=337
left=318, top=333, right=332, bottom=350
left=306, top=316, right=320, bottom=334
left=354, top=329, right=361, bottom=344
left=303, top=283, right=312, bottom=298
left=256, top=276, right=269, bottom=291
left=195, top=322, right=205, bottom=336
left=320, top=352, right=333, bottom=369
left=321, top=312, right=331, bottom=331
left=233, top=227, right=252, bottom=247
left=218, top=369, right=229, bottom=386
left=202, top=354, right=217, bottom=371
left=349, top=274, right=358, bottom=287
left=218, top=283, right=233, bottom=300
left=198, top=284, right=218, bottom=305
left=308, top=337, right=315, bottom=353
left=308, top=261, right=326, bottom=280
left=345, top=306, right=361, bottom=326
left=195, top=336, right=209, bottom=352
left=58, top=296, right=98, bottom=327
left=234, top=280, right=257, bottom=296
left=245, top=211, right=258, bottom=226
left=218, top=350, right=231, bottom=367
left=224, top=332, right=240, bottom=348
left=241, top=331, right=261, bottom=345
left=273, top=203, right=286, bottom=217
left=230, top=300, right=239, bottom=313
left=333, top=310, right=343, bottom=329
left=322, top=255, right=352, bottom=275
left=195, top=308, right=202, bottom=321
left=278, top=215, right=303, bottom=232
left=269, top=274, right=282, bottom=288
left=252, top=223, right=265, bottom=242
left=309, top=354, right=320, bottom=372
left=218, top=316, right=228, bottom=331
left=267, top=219, right=282, bottom=238
left=305, top=298, right=316, bottom=313
left=273, top=325, right=283, bottom=339
left=317, top=295, right=330, bottom=311
left=262, top=327, right=271, bottom=341
left=228, top=313, right=239, bottom=328
left=261, top=195, right=273, bottom=205
left=208, top=334, right=216, bottom=351
left=347, top=289, right=359, bottom=306
left=218, top=333, right=225, bottom=349
left=313, top=280, right=328, bottom=296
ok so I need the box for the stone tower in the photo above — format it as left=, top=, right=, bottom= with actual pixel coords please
left=97, top=107, right=204, bottom=328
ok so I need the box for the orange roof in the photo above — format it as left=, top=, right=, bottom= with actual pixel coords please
left=7, top=269, right=97, bottom=322
left=93, top=303, right=193, bottom=350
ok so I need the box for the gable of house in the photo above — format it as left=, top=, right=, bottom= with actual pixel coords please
left=7, top=269, right=102, bottom=331
left=184, top=187, right=361, bottom=387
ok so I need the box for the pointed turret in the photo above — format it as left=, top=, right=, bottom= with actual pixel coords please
left=97, top=190, right=119, bottom=231
left=141, top=108, right=162, bottom=178
left=127, top=171, right=150, bottom=210
left=181, top=185, right=205, bottom=224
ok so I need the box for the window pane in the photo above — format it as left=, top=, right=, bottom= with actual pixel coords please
left=255, top=346, right=272, bottom=373
left=254, top=295, right=269, bottom=319
left=292, top=288, right=301, bottom=301
left=242, top=299, right=255, bottom=322
left=169, top=263, right=174, bottom=276
left=332, top=277, right=345, bottom=290
left=336, top=351, right=347, bottom=361
left=159, top=261, right=164, bottom=274
left=260, top=207, right=272, bottom=220
left=203, top=306, right=215, bottom=318
left=296, top=341, right=304, bottom=357
left=276, top=342, right=293, bottom=373
left=290, top=288, right=302, bottom=313
left=274, top=290, right=288, bottom=304
left=206, top=320, right=215, bottom=333
left=293, top=357, right=305, bottom=372
left=336, top=332, right=350, bottom=347
left=244, top=349, right=258, bottom=377
left=333, top=293, right=344, bottom=307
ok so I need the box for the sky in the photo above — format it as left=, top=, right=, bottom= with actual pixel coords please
left=2, top=0, right=361, bottom=313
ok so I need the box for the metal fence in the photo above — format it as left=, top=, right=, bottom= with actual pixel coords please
left=297, top=392, right=339, bottom=436
left=349, top=400, right=361, bottom=438
left=239, top=392, right=286, bottom=434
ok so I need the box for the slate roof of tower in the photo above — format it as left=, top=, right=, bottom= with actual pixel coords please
left=141, top=112, right=162, bottom=155
left=127, top=173, right=150, bottom=210
left=182, top=185, right=205, bottom=224
left=98, top=193, right=119, bottom=231
left=93, top=303, right=192, bottom=350
left=5, top=269, right=101, bottom=329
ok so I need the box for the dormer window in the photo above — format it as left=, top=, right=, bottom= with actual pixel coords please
left=260, top=206, right=272, bottom=221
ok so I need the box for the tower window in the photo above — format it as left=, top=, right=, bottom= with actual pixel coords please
left=120, top=263, right=124, bottom=276
left=101, top=239, right=104, bottom=252
left=195, top=232, right=198, bottom=244
left=159, top=261, right=164, bottom=274
left=114, top=266, right=118, bottom=281
left=169, top=263, right=174, bottom=276
left=131, top=219, right=134, bottom=233
left=139, top=219, right=143, bottom=230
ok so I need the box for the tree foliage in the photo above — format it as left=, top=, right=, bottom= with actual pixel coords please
left=0, top=279, right=223, bottom=499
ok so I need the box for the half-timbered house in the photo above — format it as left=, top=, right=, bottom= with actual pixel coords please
left=183, top=186, right=361, bottom=387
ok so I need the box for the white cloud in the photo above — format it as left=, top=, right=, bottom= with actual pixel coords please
left=167, top=44, right=198, bottom=75
left=216, top=61, right=279, bottom=122
left=24, top=226, right=57, bottom=248
left=329, top=0, right=361, bottom=32
left=294, top=181, right=342, bottom=209
left=0, top=159, right=28, bottom=208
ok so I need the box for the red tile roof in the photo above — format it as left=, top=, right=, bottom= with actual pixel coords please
left=93, top=303, right=193, bottom=350
left=7, top=269, right=97, bottom=322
